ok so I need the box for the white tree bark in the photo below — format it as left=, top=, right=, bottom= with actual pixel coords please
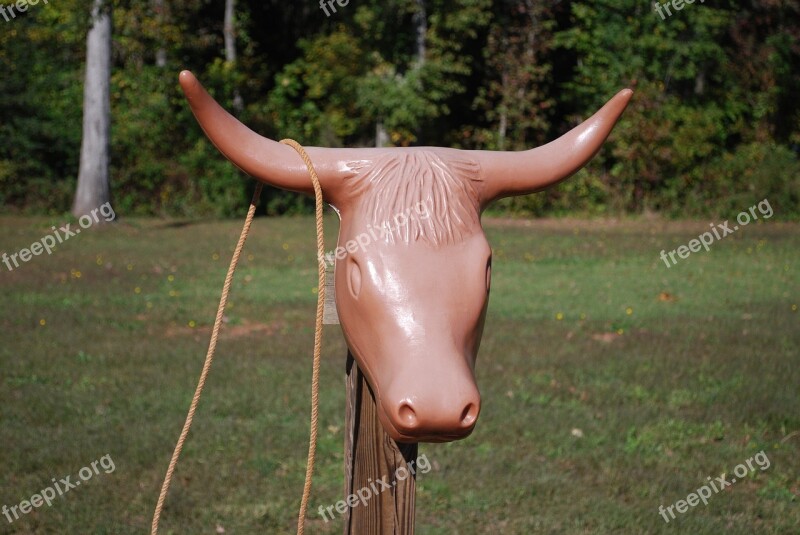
left=224, top=0, right=244, bottom=114
left=414, top=0, right=427, bottom=66
left=376, top=118, right=389, bottom=148
left=153, top=0, right=167, bottom=68
left=73, top=0, right=112, bottom=218
left=224, top=0, right=237, bottom=63
left=412, top=0, right=427, bottom=144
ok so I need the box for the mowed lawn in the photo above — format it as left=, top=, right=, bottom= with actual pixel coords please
left=0, top=213, right=797, bottom=534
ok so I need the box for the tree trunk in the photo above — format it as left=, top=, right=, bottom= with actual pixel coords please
left=73, top=0, right=112, bottom=219
left=153, top=0, right=167, bottom=68
left=224, top=0, right=244, bottom=115
left=498, top=54, right=509, bottom=151
left=414, top=0, right=427, bottom=66
left=376, top=119, right=389, bottom=148
left=694, top=69, right=706, bottom=96
left=224, top=0, right=237, bottom=63
left=412, top=0, right=427, bottom=145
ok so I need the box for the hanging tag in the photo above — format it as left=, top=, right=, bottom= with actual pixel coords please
left=323, top=263, right=339, bottom=324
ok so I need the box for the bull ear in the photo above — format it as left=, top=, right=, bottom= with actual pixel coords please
left=473, top=89, right=633, bottom=206
left=179, top=70, right=348, bottom=204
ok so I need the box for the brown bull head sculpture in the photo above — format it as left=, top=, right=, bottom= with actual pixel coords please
left=179, top=70, right=632, bottom=443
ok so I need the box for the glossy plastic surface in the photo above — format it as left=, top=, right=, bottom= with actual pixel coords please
left=179, top=70, right=632, bottom=443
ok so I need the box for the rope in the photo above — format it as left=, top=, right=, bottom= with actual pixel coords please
left=150, top=181, right=263, bottom=534
left=150, top=139, right=326, bottom=535
left=280, top=139, right=326, bottom=535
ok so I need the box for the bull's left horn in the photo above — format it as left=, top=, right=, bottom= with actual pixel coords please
left=179, top=70, right=346, bottom=202
left=473, top=89, right=633, bottom=205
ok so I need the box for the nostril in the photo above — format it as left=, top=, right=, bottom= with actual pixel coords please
left=398, top=402, right=417, bottom=428
left=460, top=403, right=478, bottom=427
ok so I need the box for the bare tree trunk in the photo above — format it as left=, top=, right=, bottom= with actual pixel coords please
left=224, top=0, right=244, bottom=115
left=414, top=0, right=427, bottom=66
left=73, top=0, right=112, bottom=218
left=498, top=93, right=508, bottom=150
left=376, top=119, right=389, bottom=148
left=694, top=69, right=706, bottom=96
left=224, top=0, right=236, bottom=63
left=412, top=0, right=427, bottom=145
left=153, top=0, right=167, bottom=68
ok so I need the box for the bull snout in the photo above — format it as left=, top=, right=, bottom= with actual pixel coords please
left=381, top=387, right=481, bottom=442
left=396, top=397, right=479, bottom=431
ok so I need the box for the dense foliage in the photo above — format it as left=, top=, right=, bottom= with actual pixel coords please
left=1, top=0, right=798, bottom=218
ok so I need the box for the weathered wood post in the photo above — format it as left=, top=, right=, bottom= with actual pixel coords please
left=344, top=354, right=417, bottom=533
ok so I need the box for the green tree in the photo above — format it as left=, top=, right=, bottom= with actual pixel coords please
left=552, top=0, right=747, bottom=214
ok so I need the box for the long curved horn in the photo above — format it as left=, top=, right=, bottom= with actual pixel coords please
left=473, top=89, right=633, bottom=205
left=179, top=70, right=345, bottom=200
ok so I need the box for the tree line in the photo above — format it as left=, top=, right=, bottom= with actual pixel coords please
left=1, top=0, right=798, bottom=219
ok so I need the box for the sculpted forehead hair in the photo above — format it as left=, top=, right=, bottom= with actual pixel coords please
left=343, top=150, right=483, bottom=247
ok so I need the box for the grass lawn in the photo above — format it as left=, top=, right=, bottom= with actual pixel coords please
left=0, top=213, right=797, bottom=534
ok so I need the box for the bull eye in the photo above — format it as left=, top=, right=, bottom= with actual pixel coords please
left=348, top=258, right=362, bottom=298
left=486, top=256, right=492, bottom=293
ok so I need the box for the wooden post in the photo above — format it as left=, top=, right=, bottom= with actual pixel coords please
left=343, top=352, right=417, bottom=534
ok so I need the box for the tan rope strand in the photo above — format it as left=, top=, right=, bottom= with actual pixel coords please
left=279, top=139, right=326, bottom=535
left=151, top=182, right=263, bottom=535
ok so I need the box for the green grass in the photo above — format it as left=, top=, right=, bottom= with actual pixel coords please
left=0, top=214, right=797, bottom=534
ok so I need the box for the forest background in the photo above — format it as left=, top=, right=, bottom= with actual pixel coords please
left=0, top=0, right=798, bottom=219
